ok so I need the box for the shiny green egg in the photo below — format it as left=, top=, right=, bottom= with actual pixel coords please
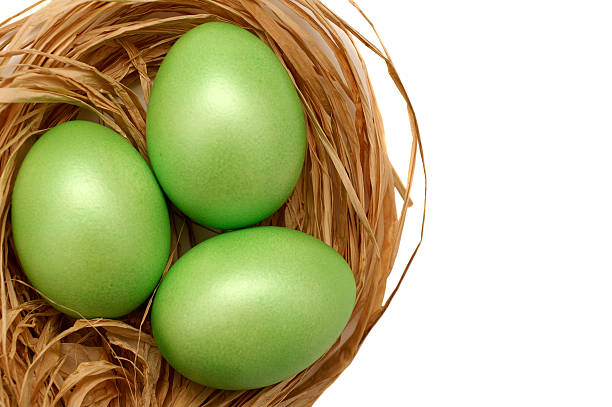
left=146, top=22, right=306, bottom=230
left=11, top=120, right=170, bottom=318
left=151, top=226, right=356, bottom=390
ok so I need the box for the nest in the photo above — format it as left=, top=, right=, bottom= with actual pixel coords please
left=0, top=0, right=424, bottom=406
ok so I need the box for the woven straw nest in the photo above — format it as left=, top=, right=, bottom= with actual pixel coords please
left=0, top=0, right=424, bottom=406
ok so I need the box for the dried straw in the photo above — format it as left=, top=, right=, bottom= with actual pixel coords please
left=0, top=0, right=425, bottom=406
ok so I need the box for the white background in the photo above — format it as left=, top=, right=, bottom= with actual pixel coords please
left=2, top=1, right=611, bottom=406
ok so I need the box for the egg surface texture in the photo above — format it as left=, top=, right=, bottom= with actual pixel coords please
left=146, top=22, right=306, bottom=230
left=151, top=226, right=356, bottom=390
left=11, top=120, right=170, bottom=318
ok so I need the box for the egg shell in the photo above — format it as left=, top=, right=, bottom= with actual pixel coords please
left=11, top=120, right=170, bottom=318
left=151, top=226, right=356, bottom=390
left=146, top=22, right=306, bottom=230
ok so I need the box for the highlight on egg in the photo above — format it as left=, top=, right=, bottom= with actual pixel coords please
left=151, top=226, right=356, bottom=390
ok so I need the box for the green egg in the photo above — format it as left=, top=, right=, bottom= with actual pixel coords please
left=151, top=226, right=356, bottom=390
left=146, top=22, right=306, bottom=230
left=11, top=120, right=170, bottom=318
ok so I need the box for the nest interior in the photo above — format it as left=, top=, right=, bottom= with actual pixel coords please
left=0, top=0, right=423, bottom=406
